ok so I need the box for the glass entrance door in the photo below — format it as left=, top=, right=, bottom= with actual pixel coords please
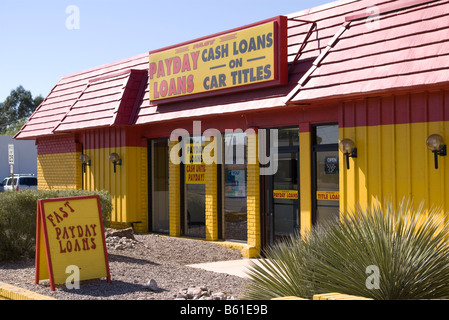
left=264, top=127, right=300, bottom=245
left=269, top=151, right=299, bottom=244
left=312, top=124, right=340, bottom=225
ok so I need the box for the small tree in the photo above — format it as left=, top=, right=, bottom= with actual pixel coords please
left=0, top=86, right=43, bottom=134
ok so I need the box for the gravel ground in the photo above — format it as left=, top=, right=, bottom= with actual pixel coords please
left=0, top=233, right=248, bottom=300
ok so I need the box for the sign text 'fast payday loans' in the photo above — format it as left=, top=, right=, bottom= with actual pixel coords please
left=149, top=16, right=287, bottom=103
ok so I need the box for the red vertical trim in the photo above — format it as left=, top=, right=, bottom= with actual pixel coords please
left=94, top=195, right=111, bottom=283
left=37, top=199, right=56, bottom=291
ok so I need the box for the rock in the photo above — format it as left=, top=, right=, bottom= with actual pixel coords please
left=105, top=233, right=138, bottom=250
left=105, top=227, right=136, bottom=240
left=146, top=279, right=159, bottom=291
left=174, top=286, right=235, bottom=300
left=192, top=287, right=202, bottom=296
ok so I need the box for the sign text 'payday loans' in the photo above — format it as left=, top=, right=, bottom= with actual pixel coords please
left=149, top=17, right=286, bottom=103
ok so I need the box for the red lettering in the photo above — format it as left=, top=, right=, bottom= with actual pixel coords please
left=59, top=207, right=69, bottom=218
left=53, top=211, right=64, bottom=224
left=82, top=238, right=90, bottom=251
left=164, top=58, right=173, bottom=76
left=153, top=81, right=159, bottom=99
left=59, top=240, right=66, bottom=253
left=173, top=56, right=181, bottom=74
left=157, top=60, right=165, bottom=78
left=187, top=74, right=194, bottom=93
left=66, top=240, right=72, bottom=253
left=85, top=225, right=92, bottom=237
left=47, top=214, right=56, bottom=227
left=168, top=78, right=177, bottom=96
left=181, top=53, right=191, bottom=72
left=77, top=225, right=84, bottom=237
left=74, top=239, right=81, bottom=252
left=55, top=227, right=62, bottom=240
left=90, top=238, right=97, bottom=250
left=64, top=201, right=75, bottom=213
left=69, top=226, right=76, bottom=238
left=149, top=62, right=157, bottom=79
left=191, top=51, right=200, bottom=70
left=90, top=224, right=97, bottom=237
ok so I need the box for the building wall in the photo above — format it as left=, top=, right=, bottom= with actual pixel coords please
left=33, top=87, right=449, bottom=258
left=36, top=135, right=82, bottom=190
left=81, top=128, right=148, bottom=233
left=0, top=136, right=37, bottom=180
left=339, top=89, right=449, bottom=218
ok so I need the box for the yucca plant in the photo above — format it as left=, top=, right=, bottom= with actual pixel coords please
left=243, top=200, right=449, bottom=300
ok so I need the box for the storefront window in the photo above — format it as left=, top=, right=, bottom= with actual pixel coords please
left=312, top=124, right=339, bottom=226
left=151, top=138, right=169, bottom=233
left=224, top=131, right=247, bottom=241
left=183, top=136, right=206, bottom=238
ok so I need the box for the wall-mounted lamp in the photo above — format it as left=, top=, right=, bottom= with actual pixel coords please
left=109, top=152, right=122, bottom=173
left=426, top=134, right=446, bottom=169
left=79, top=154, right=91, bottom=173
left=339, top=139, right=357, bottom=170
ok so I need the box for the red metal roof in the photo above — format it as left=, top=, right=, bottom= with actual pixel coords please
left=286, top=0, right=449, bottom=103
left=15, top=54, right=148, bottom=139
left=15, top=0, right=449, bottom=140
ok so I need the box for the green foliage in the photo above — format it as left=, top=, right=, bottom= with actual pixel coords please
left=0, top=189, right=112, bottom=261
left=0, top=86, right=43, bottom=135
left=243, top=200, right=449, bottom=300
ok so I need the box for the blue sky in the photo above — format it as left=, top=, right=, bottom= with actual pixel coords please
left=0, top=0, right=330, bottom=102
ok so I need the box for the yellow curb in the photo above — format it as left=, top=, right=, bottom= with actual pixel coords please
left=0, top=282, right=57, bottom=300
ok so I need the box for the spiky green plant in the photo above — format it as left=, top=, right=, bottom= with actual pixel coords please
left=243, top=200, right=449, bottom=300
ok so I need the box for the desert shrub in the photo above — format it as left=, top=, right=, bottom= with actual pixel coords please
left=0, top=189, right=112, bottom=261
left=243, top=200, right=449, bottom=300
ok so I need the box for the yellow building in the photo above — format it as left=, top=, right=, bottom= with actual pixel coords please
left=16, top=0, right=449, bottom=257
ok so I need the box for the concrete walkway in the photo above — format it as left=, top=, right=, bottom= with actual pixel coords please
left=186, top=258, right=262, bottom=278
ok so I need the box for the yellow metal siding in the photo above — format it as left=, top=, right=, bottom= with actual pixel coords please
left=340, top=121, right=449, bottom=216
left=82, top=146, right=148, bottom=233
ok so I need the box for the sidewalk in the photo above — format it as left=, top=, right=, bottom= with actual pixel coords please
left=186, top=258, right=261, bottom=278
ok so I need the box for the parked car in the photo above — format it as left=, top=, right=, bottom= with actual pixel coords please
left=0, top=174, right=37, bottom=192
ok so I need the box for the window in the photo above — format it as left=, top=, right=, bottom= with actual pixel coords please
left=312, top=124, right=340, bottom=226
left=150, top=138, right=169, bottom=233
left=224, top=131, right=247, bottom=241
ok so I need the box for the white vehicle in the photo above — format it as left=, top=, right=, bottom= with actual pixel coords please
left=0, top=174, right=37, bottom=192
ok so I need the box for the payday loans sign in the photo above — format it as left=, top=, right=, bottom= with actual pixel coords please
left=35, top=195, right=111, bottom=291
left=149, top=16, right=287, bottom=104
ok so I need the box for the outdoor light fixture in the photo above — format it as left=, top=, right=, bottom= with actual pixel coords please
left=79, top=154, right=91, bottom=173
left=426, top=134, right=447, bottom=169
left=339, top=138, right=357, bottom=170
left=109, top=152, right=122, bottom=173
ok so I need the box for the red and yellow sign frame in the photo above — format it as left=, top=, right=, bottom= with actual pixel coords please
left=35, top=195, right=111, bottom=291
left=273, top=190, right=298, bottom=200
left=149, top=16, right=288, bottom=104
left=316, top=191, right=340, bottom=201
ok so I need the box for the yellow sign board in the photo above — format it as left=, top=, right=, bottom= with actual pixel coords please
left=317, top=191, right=340, bottom=201
left=185, top=143, right=205, bottom=184
left=149, top=16, right=287, bottom=103
left=273, top=190, right=298, bottom=200
left=35, top=195, right=111, bottom=291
